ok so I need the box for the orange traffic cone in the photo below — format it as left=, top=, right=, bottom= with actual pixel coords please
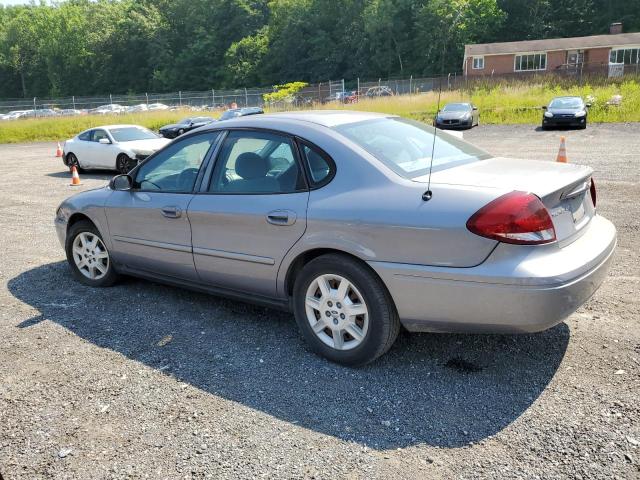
left=556, top=136, right=568, bottom=163
left=70, top=165, right=81, bottom=186
left=55, top=142, right=63, bottom=158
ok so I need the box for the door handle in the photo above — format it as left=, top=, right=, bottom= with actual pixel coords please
left=161, top=206, right=182, bottom=218
left=266, top=210, right=296, bottom=226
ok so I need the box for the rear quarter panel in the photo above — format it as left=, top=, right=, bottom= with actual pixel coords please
left=274, top=122, right=501, bottom=297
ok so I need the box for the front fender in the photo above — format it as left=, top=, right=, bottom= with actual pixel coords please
left=55, top=187, right=114, bottom=252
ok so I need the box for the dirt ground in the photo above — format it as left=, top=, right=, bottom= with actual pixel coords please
left=0, top=123, right=638, bottom=479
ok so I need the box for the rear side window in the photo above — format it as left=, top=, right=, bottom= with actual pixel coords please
left=78, top=130, right=92, bottom=141
left=299, top=141, right=334, bottom=187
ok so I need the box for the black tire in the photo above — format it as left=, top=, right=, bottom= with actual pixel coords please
left=292, top=253, right=400, bottom=366
left=116, top=154, right=131, bottom=174
left=66, top=152, right=84, bottom=173
left=178, top=128, right=184, bottom=136
left=65, top=220, right=119, bottom=287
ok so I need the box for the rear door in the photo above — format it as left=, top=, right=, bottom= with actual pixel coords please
left=188, top=129, right=309, bottom=297
left=104, top=132, right=220, bottom=280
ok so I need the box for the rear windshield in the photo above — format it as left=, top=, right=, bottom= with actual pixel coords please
left=110, top=127, right=158, bottom=142
left=333, top=117, right=491, bottom=178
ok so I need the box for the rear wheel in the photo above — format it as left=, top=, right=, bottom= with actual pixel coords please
left=178, top=128, right=185, bottom=136
left=116, top=153, right=131, bottom=174
left=65, top=220, right=119, bottom=287
left=293, top=254, right=400, bottom=366
left=66, top=152, right=83, bottom=172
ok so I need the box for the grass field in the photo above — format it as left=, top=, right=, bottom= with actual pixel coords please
left=323, top=80, right=640, bottom=125
left=1, top=80, right=639, bottom=143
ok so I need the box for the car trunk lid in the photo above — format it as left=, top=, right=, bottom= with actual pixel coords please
left=415, top=157, right=595, bottom=243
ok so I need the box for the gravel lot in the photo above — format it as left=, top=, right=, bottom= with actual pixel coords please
left=1, top=123, right=639, bottom=479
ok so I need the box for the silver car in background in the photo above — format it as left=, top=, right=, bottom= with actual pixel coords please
left=55, top=111, right=616, bottom=366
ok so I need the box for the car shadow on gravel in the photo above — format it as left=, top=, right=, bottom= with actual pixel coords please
left=9, top=262, right=570, bottom=450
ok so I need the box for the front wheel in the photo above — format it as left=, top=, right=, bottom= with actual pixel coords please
left=116, top=154, right=131, bottom=174
left=293, top=254, right=400, bottom=366
left=65, top=220, right=119, bottom=287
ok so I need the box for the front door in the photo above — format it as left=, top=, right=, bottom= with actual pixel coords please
left=104, top=132, right=220, bottom=281
left=188, top=130, right=309, bottom=297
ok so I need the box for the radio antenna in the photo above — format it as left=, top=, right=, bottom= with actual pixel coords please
left=424, top=8, right=464, bottom=202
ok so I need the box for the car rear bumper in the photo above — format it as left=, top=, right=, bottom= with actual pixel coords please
left=369, top=215, right=616, bottom=333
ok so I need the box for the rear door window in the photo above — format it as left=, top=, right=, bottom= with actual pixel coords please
left=78, top=130, right=92, bottom=141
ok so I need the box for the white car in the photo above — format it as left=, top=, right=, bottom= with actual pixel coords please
left=125, top=103, right=148, bottom=113
left=62, top=125, right=171, bottom=173
left=147, top=103, right=169, bottom=111
left=90, top=104, right=126, bottom=115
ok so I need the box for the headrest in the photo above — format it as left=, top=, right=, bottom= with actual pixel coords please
left=235, top=152, right=268, bottom=180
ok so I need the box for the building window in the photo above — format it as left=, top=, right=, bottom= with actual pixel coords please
left=472, top=56, right=484, bottom=69
left=610, top=48, right=640, bottom=65
left=514, top=53, right=547, bottom=72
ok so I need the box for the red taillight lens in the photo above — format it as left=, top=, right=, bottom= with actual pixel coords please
left=466, top=191, right=556, bottom=245
left=590, top=178, right=597, bottom=208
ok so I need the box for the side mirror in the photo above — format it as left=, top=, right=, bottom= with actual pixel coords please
left=472, top=106, right=478, bottom=111
left=542, top=106, right=548, bottom=110
left=98, top=138, right=111, bottom=144
left=110, top=174, right=132, bottom=191
left=585, top=103, right=592, bottom=108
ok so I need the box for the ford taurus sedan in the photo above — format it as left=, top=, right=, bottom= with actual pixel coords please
left=63, top=125, right=171, bottom=173
left=55, top=111, right=616, bottom=366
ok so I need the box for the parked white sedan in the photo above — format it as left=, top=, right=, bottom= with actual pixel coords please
left=63, top=125, right=171, bottom=173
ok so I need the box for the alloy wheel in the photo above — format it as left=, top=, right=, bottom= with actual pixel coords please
left=304, top=274, right=369, bottom=351
left=72, top=232, right=109, bottom=280
left=117, top=155, right=129, bottom=174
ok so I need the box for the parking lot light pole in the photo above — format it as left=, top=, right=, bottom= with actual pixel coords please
left=179, top=91, right=182, bottom=107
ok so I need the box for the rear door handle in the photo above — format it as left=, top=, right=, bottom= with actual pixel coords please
left=161, top=206, right=182, bottom=218
left=266, top=210, right=296, bottom=226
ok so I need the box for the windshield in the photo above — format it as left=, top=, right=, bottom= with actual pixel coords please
left=334, top=117, right=491, bottom=178
left=442, top=103, right=470, bottom=112
left=549, top=97, right=583, bottom=109
left=179, top=118, right=192, bottom=124
left=109, top=127, right=158, bottom=142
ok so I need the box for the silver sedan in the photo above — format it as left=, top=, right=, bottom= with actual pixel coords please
left=55, top=111, right=616, bottom=366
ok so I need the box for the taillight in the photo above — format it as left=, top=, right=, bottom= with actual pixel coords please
left=466, top=191, right=556, bottom=245
left=590, top=178, right=597, bottom=207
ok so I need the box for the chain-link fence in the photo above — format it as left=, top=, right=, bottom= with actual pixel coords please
left=1, top=66, right=638, bottom=118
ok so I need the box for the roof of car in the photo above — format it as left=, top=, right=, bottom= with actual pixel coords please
left=94, top=124, right=149, bottom=130
left=223, top=110, right=393, bottom=128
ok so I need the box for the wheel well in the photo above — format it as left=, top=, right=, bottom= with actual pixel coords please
left=67, top=213, right=95, bottom=232
left=284, top=248, right=378, bottom=297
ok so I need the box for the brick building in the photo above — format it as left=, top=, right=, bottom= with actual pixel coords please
left=463, top=24, right=640, bottom=78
